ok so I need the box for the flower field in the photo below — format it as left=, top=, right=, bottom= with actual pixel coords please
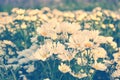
left=0, top=7, right=120, bottom=80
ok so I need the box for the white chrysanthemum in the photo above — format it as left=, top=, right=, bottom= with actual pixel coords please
left=50, top=42, right=66, bottom=54
left=92, top=62, right=107, bottom=71
left=58, top=63, right=71, bottom=73
left=67, top=31, right=89, bottom=50
left=36, top=23, right=57, bottom=40
left=26, top=65, right=35, bottom=73
left=112, top=70, right=120, bottom=78
left=91, top=47, right=107, bottom=60
left=32, top=47, right=52, bottom=61
left=113, top=50, right=120, bottom=64
left=89, top=69, right=95, bottom=74
left=21, top=22, right=27, bottom=29
left=76, top=58, right=87, bottom=65
left=57, top=50, right=77, bottom=61
left=67, top=30, right=103, bottom=50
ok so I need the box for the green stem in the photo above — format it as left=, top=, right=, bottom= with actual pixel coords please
left=10, top=69, right=17, bottom=80
left=46, top=61, right=53, bottom=79
left=60, top=74, right=64, bottom=80
left=0, top=68, right=4, bottom=80
left=40, top=61, right=49, bottom=78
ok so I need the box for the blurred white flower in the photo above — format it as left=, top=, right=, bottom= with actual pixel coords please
left=57, top=50, right=77, bottom=61
left=110, top=42, right=117, bottom=49
left=21, top=22, right=27, bottom=29
left=92, top=62, right=107, bottom=71
left=113, top=49, right=120, bottom=64
left=91, top=47, right=107, bottom=60
left=43, top=78, right=50, bottom=80
left=58, top=63, right=71, bottom=73
left=112, top=69, right=120, bottom=78
left=76, top=57, right=87, bottom=65
left=16, top=9, right=25, bottom=15
left=31, top=44, right=53, bottom=61
left=36, top=22, right=57, bottom=40
left=26, top=64, right=35, bottom=73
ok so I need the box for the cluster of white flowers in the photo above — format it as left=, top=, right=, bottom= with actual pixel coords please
left=0, top=7, right=120, bottom=80
left=15, top=21, right=118, bottom=79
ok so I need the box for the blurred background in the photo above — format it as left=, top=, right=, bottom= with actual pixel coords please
left=0, top=0, right=120, bottom=12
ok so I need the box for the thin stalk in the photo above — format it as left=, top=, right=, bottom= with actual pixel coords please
left=40, top=61, right=49, bottom=78
left=10, top=69, right=17, bottom=80
left=60, top=74, right=64, bottom=80
left=0, top=69, right=4, bottom=80
left=46, top=61, right=53, bottom=79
